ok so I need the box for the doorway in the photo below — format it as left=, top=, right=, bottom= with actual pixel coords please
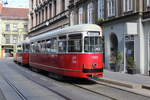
left=110, top=33, right=118, bottom=71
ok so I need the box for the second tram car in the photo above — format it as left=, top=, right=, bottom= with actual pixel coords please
left=30, top=24, right=104, bottom=78
left=14, top=40, right=30, bottom=66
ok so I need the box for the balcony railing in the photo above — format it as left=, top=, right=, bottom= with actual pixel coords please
left=69, top=0, right=86, bottom=8
left=30, top=10, right=69, bottom=32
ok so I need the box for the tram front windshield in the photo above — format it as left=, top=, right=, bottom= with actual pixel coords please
left=84, top=36, right=103, bottom=53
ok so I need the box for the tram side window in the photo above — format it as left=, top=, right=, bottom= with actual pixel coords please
left=46, top=40, right=51, bottom=53
left=31, top=43, right=34, bottom=53
left=41, top=41, right=46, bottom=53
left=38, top=42, right=42, bottom=53
left=17, top=45, right=22, bottom=53
left=46, top=38, right=58, bottom=53
left=34, top=43, right=40, bottom=53
left=23, top=44, right=30, bottom=53
left=68, top=34, right=82, bottom=52
left=58, top=35, right=66, bottom=53
left=84, top=36, right=103, bottom=52
left=51, top=38, right=58, bottom=53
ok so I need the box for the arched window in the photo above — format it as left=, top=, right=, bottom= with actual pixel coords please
left=87, top=2, right=94, bottom=24
left=107, top=0, right=116, bottom=17
left=123, top=0, right=133, bottom=12
left=98, top=0, right=104, bottom=19
left=70, top=11, right=75, bottom=26
left=78, top=7, right=83, bottom=24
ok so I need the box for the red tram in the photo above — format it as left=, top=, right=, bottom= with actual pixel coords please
left=14, top=40, right=30, bottom=66
left=29, top=24, right=104, bottom=78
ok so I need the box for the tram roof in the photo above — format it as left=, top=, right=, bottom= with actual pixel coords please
left=16, top=39, right=30, bottom=45
left=30, top=24, right=102, bottom=42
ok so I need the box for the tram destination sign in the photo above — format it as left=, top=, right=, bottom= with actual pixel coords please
left=88, top=32, right=100, bottom=36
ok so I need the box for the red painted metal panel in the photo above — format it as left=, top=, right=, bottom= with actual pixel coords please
left=29, top=53, right=103, bottom=78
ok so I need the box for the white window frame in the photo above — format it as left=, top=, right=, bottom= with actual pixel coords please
left=78, top=7, right=83, bottom=24
left=123, top=0, right=133, bottom=12
left=13, top=24, right=18, bottom=32
left=107, top=0, right=116, bottom=17
left=147, top=0, right=150, bottom=7
left=70, top=11, right=74, bottom=26
left=87, top=2, right=94, bottom=24
left=98, top=0, right=104, bottom=19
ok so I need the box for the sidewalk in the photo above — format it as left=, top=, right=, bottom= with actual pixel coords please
left=103, top=69, right=150, bottom=87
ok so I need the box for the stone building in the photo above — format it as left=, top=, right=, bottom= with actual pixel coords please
left=0, top=1, right=28, bottom=58
left=29, top=0, right=70, bottom=37
left=68, top=0, right=150, bottom=75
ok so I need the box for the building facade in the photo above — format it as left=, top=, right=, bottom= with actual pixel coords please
left=69, top=0, right=98, bottom=25
left=0, top=1, right=28, bottom=58
left=29, top=0, right=70, bottom=37
left=68, top=0, right=150, bottom=75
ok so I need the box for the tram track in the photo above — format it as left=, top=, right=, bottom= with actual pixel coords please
left=0, top=73, right=28, bottom=100
left=8, top=62, right=117, bottom=100
left=7, top=60, right=150, bottom=100
left=70, top=83, right=117, bottom=100
left=6, top=62, right=72, bottom=100
left=7, top=61, right=117, bottom=100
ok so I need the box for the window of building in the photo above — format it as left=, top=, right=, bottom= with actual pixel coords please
left=5, top=24, right=10, bottom=32
left=98, top=0, right=104, bottom=19
left=12, top=34, right=18, bottom=44
left=42, top=9, right=44, bottom=22
left=36, top=0, right=38, bottom=6
left=31, top=15, right=33, bottom=27
left=39, top=0, right=41, bottom=5
left=45, top=6, right=48, bottom=20
left=39, top=11, right=41, bottom=24
left=78, top=7, right=83, bottom=24
left=107, top=0, right=116, bottom=17
left=54, top=0, right=57, bottom=16
left=4, top=34, right=10, bottom=44
left=49, top=4, right=52, bottom=18
left=123, top=0, right=133, bottom=12
left=24, top=24, right=28, bottom=32
left=36, top=13, right=38, bottom=25
left=70, top=11, right=75, bottom=26
left=62, top=0, right=65, bottom=11
left=31, top=0, right=33, bottom=9
left=87, top=2, right=94, bottom=24
left=147, top=0, right=150, bottom=7
left=13, top=24, right=18, bottom=32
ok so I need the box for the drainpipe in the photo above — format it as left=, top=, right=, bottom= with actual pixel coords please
left=138, top=15, right=145, bottom=74
left=123, top=32, right=126, bottom=73
left=148, top=32, right=150, bottom=75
